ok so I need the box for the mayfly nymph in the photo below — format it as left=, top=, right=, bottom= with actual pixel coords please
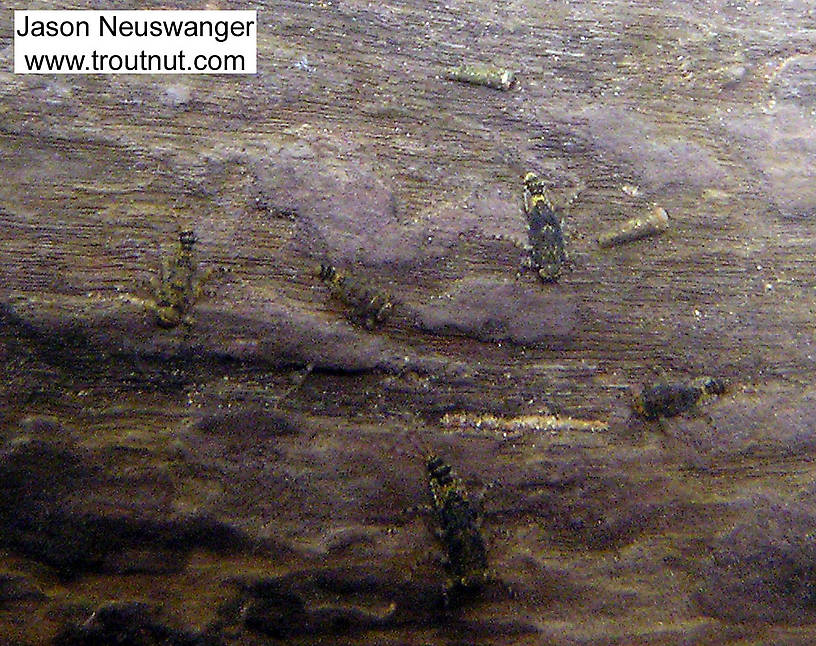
left=149, top=229, right=214, bottom=328
left=522, top=172, right=568, bottom=282
left=425, top=454, right=488, bottom=602
left=632, top=376, right=729, bottom=420
left=317, top=264, right=393, bottom=330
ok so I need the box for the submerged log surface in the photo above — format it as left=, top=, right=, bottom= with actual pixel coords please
left=2, top=1, right=816, bottom=644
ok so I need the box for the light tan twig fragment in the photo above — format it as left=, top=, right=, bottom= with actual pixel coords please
left=444, top=65, right=516, bottom=90
left=598, top=206, right=669, bottom=248
left=440, top=412, right=608, bottom=434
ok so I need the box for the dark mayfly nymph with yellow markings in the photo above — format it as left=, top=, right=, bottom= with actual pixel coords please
left=523, top=172, right=567, bottom=282
left=426, top=455, right=488, bottom=603
left=150, top=229, right=214, bottom=328
left=317, top=264, right=393, bottom=330
left=632, top=376, right=729, bottom=420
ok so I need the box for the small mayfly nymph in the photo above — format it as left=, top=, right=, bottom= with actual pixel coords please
left=522, top=172, right=568, bottom=282
left=425, top=454, right=488, bottom=604
left=632, top=376, right=729, bottom=420
left=317, top=263, right=393, bottom=330
left=149, top=229, right=214, bottom=328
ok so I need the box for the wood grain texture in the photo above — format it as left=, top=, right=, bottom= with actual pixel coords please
left=2, top=1, right=816, bottom=644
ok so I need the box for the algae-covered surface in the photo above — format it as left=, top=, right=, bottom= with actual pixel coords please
left=2, top=1, right=816, bottom=644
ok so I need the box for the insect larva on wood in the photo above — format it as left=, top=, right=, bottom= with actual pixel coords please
left=425, top=454, right=488, bottom=604
left=149, top=229, right=214, bottom=329
left=522, top=172, right=568, bottom=282
left=632, top=376, right=729, bottom=420
left=317, top=264, right=393, bottom=330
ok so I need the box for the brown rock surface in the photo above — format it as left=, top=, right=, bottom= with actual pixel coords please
left=2, top=1, right=816, bottom=644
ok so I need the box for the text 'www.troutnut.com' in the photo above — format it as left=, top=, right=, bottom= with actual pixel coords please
left=14, top=10, right=257, bottom=74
